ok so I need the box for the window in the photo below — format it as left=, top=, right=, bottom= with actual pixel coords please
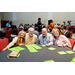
left=12, top=12, right=17, bottom=20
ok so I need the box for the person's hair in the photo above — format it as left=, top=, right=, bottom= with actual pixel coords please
left=28, top=27, right=34, bottom=32
left=35, top=27, right=38, bottom=31
left=63, top=26, right=66, bottom=29
left=38, top=18, right=41, bottom=21
left=49, top=20, right=53, bottom=24
left=18, top=30, right=26, bottom=37
left=14, top=25, right=17, bottom=28
left=67, top=26, right=72, bottom=32
left=53, top=29, right=61, bottom=38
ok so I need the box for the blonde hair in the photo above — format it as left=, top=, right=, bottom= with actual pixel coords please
left=18, top=30, right=26, bottom=37
left=53, top=29, right=61, bottom=38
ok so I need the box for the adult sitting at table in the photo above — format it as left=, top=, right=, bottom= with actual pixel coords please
left=53, top=29, right=71, bottom=47
left=3, top=31, right=26, bottom=51
left=6, top=21, right=11, bottom=30
left=38, top=28, right=53, bottom=47
left=25, top=27, right=38, bottom=45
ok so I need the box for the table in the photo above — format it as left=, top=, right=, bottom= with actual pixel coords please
left=0, top=45, right=75, bottom=62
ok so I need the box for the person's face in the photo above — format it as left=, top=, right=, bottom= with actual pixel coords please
left=54, top=26, right=56, bottom=29
left=42, top=30, right=47, bottom=37
left=29, top=30, right=34, bottom=36
left=61, top=27, right=63, bottom=29
left=54, top=30, right=59, bottom=38
left=39, top=19, right=41, bottom=21
left=20, top=32, right=25, bottom=38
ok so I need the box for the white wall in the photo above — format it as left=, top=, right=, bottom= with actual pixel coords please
left=52, top=12, right=75, bottom=25
left=1, top=12, right=12, bottom=21
left=1, top=12, right=75, bottom=27
left=12, top=12, right=48, bottom=27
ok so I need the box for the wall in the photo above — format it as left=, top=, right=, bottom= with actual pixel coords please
left=12, top=12, right=48, bottom=27
left=1, top=12, right=75, bottom=27
left=52, top=12, right=75, bottom=25
left=1, top=12, right=12, bottom=21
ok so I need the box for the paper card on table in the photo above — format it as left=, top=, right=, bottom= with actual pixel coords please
left=17, top=53, right=20, bottom=57
left=44, top=60, right=54, bottom=62
left=8, top=46, right=25, bottom=51
left=71, top=57, right=75, bottom=62
left=29, top=49, right=38, bottom=53
left=57, top=51, right=67, bottom=55
left=48, top=47, right=56, bottom=50
left=65, top=51, right=75, bottom=54
left=42, top=45, right=47, bottom=47
left=31, top=44, right=42, bottom=49
left=26, top=45, right=38, bottom=52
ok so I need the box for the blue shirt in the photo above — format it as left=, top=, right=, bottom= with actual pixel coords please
left=70, top=22, right=74, bottom=26
left=6, top=23, right=11, bottom=28
left=34, top=30, right=39, bottom=37
left=38, top=33, right=53, bottom=45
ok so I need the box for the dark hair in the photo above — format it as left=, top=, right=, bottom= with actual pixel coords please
left=35, top=27, right=38, bottom=31
left=38, top=18, right=41, bottom=20
left=63, top=26, right=66, bottom=29
left=67, top=26, right=72, bottom=32
left=49, top=20, right=53, bottom=24
left=14, top=25, right=17, bottom=28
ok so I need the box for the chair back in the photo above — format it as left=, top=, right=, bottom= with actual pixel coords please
left=70, top=32, right=73, bottom=39
left=4, top=28, right=7, bottom=31
left=68, top=38, right=75, bottom=49
left=9, top=28, right=12, bottom=31
left=6, top=30, right=11, bottom=38
left=0, top=38, right=9, bottom=52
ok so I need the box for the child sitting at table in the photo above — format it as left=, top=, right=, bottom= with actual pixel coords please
left=3, top=31, right=26, bottom=51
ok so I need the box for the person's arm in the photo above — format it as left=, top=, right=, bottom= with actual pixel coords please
left=3, top=37, right=18, bottom=51
left=62, top=35, right=71, bottom=47
left=46, top=34, right=53, bottom=46
left=6, top=23, right=8, bottom=27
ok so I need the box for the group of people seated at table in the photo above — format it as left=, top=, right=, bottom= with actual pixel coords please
left=3, top=27, right=71, bottom=51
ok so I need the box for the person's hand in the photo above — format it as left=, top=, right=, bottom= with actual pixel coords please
left=63, top=44, right=68, bottom=47
left=58, top=45, right=63, bottom=47
left=19, top=43, right=24, bottom=46
left=3, top=48, right=7, bottom=51
left=46, top=44, right=49, bottom=47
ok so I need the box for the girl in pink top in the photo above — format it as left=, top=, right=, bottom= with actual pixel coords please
left=53, top=29, right=71, bottom=47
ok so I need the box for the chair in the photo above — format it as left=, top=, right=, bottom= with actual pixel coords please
left=0, top=38, right=9, bottom=52
left=27, top=28, right=29, bottom=30
left=4, top=28, right=7, bottom=31
left=39, top=32, right=42, bottom=35
left=6, top=30, right=11, bottom=39
left=17, top=29, right=21, bottom=35
left=19, top=28, right=23, bottom=31
left=61, top=33, right=64, bottom=35
left=26, top=30, right=28, bottom=33
left=9, top=28, right=12, bottom=31
left=70, top=32, right=73, bottom=39
left=68, top=38, right=75, bottom=50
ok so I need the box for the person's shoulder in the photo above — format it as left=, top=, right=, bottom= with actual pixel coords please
left=39, top=34, right=42, bottom=37
left=47, top=33, right=52, bottom=36
left=60, top=35, right=66, bottom=38
left=33, top=34, right=38, bottom=38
